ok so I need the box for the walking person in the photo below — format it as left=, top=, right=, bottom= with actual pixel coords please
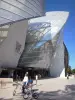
left=67, top=73, right=69, bottom=79
left=23, top=72, right=28, bottom=85
left=35, top=75, right=38, bottom=85
left=22, top=72, right=29, bottom=93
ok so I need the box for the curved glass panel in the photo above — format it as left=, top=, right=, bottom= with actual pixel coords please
left=18, top=22, right=53, bottom=67
left=18, top=21, right=63, bottom=69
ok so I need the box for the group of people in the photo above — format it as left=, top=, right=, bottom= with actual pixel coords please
left=23, top=72, right=38, bottom=85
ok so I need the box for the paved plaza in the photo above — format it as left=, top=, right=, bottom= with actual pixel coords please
left=0, top=77, right=75, bottom=100
left=13, top=77, right=75, bottom=100
left=0, top=78, right=13, bottom=100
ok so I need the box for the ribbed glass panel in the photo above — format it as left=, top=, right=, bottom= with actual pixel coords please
left=3, top=0, right=37, bottom=16
left=0, top=2, right=31, bottom=18
left=0, top=0, right=44, bottom=26
left=0, top=17, right=10, bottom=25
left=0, top=9, right=23, bottom=21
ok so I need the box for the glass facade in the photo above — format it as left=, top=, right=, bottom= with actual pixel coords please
left=18, top=22, right=62, bottom=69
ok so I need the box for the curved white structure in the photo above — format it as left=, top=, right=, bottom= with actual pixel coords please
left=19, top=11, right=69, bottom=78
left=0, top=0, right=44, bottom=26
left=0, top=0, right=44, bottom=69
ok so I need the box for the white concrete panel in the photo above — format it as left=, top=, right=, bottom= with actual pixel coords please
left=50, top=39, right=65, bottom=78
left=0, top=20, right=28, bottom=68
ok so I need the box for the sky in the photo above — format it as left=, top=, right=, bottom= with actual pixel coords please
left=45, top=0, right=75, bottom=69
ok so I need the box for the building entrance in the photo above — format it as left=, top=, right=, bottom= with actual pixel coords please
left=13, top=67, right=49, bottom=81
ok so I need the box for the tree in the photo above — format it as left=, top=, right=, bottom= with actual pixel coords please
left=66, top=66, right=72, bottom=75
left=71, top=69, right=75, bottom=74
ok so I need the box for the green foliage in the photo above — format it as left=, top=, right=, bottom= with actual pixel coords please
left=65, top=66, right=72, bottom=76
left=72, top=69, right=75, bottom=74
left=67, top=67, right=71, bottom=74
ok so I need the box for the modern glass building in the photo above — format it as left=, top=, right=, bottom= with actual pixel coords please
left=0, top=0, right=44, bottom=77
left=18, top=11, right=69, bottom=78
left=0, top=3, right=69, bottom=78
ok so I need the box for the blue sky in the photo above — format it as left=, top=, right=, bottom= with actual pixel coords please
left=45, top=0, right=75, bottom=69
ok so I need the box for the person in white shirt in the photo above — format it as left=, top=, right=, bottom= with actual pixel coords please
left=22, top=72, right=28, bottom=93
left=35, top=75, right=38, bottom=85
left=23, top=74, right=28, bottom=85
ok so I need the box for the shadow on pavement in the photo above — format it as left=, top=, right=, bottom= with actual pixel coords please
left=12, top=84, right=75, bottom=100
left=38, top=84, right=75, bottom=100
